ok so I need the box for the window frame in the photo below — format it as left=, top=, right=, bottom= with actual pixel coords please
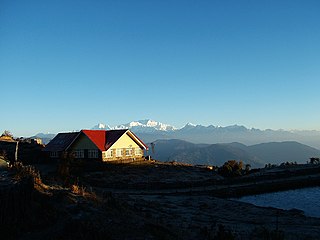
left=125, top=148, right=133, bottom=156
left=116, top=148, right=122, bottom=157
left=74, top=150, right=84, bottom=158
left=50, top=151, right=59, bottom=158
left=105, top=149, right=113, bottom=158
left=135, top=148, right=142, bottom=156
left=88, top=149, right=99, bottom=158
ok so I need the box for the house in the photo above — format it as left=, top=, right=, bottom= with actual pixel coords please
left=43, top=129, right=148, bottom=162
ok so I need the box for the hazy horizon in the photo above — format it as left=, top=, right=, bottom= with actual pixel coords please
left=1, top=1, right=320, bottom=136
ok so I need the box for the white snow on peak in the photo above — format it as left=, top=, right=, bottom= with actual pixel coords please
left=98, top=123, right=106, bottom=129
left=118, top=119, right=176, bottom=132
left=92, top=119, right=176, bottom=132
left=185, top=122, right=196, bottom=127
left=128, top=121, right=143, bottom=127
left=92, top=123, right=111, bottom=130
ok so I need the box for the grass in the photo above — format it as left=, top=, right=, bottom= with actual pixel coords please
left=14, top=162, right=100, bottom=202
left=70, top=182, right=99, bottom=201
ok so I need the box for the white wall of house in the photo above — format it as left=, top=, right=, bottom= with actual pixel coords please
left=102, top=133, right=144, bottom=161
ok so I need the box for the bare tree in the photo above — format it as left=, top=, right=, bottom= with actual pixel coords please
left=1, top=130, right=13, bottom=138
left=310, top=157, right=320, bottom=164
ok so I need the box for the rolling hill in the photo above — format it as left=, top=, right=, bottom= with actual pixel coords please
left=149, top=139, right=320, bottom=167
left=149, top=139, right=264, bottom=167
left=247, top=141, right=320, bottom=164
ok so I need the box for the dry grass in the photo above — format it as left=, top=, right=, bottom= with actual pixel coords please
left=13, top=162, right=65, bottom=195
left=14, top=162, right=42, bottom=183
left=70, top=183, right=86, bottom=195
left=70, top=182, right=99, bottom=202
left=14, top=162, right=100, bottom=202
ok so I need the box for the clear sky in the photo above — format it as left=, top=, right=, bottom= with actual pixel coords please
left=1, top=0, right=320, bottom=136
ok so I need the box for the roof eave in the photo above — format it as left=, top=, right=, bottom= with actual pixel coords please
left=126, top=130, right=149, bottom=150
left=65, top=131, right=82, bottom=151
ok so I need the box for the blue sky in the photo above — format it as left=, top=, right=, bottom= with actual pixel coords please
left=1, top=0, right=320, bottom=136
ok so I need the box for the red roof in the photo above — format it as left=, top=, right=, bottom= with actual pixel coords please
left=44, top=129, right=148, bottom=152
left=82, top=130, right=106, bottom=151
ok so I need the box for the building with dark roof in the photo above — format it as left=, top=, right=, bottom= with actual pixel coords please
left=43, top=129, right=148, bottom=162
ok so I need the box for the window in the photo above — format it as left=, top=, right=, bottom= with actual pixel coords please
left=135, top=148, right=142, bottom=156
left=105, top=149, right=113, bottom=158
left=74, top=150, right=84, bottom=158
left=126, top=148, right=133, bottom=156
left=116, top=148, right=122, bottom=157
left=50, top=151, right=59, bottom=158
left=88, top=150, right=99, bottom=158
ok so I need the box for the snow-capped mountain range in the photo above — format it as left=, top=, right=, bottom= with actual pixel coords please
left=93, top=119, right=266, bottom=134
left=92, top=119, right=320, bottom=149
left=92, top=119, right=249, bottom=132
left=92, top=119, right=176, bottom=132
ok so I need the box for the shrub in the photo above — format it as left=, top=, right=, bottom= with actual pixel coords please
left=214, top=224, right=235, bottom=240
left=218, top=160, right=244, bottom=177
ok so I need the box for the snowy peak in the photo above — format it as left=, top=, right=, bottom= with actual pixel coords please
left=92, top=123, right=112, bottom=130
left=92, top=120, right=251, bottom=133
left=184, top=122, right=196, bottom=127
left=92, top=119, right=176, bottom=133
left=117, top=119, right=176, bottom=132
left=180, top=122, right=198, bottom=131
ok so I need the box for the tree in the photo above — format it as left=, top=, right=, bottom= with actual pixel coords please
left=1, top=130, right=13, bottom=138
left=310, top=157, right=320, bottom=164
left=245, top=164, right=251, bottom=173
left=218, top=160, right=244, bottom=177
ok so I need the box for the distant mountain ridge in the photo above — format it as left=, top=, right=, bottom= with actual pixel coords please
left=149, top=139, right=320, bottom=167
